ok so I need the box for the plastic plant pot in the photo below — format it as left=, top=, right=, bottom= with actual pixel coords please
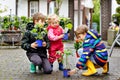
left=63, top=33, right=68, bottom=40
left=63, top=69, right=70, bottom=78
left=35, top=39, right=43, bottom=47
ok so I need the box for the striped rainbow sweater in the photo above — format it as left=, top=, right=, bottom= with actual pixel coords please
left=76, top=30, right=108, bottom=69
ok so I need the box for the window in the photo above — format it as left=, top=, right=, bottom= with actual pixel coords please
left=30, top=1, right=39, bottom=17
left=47, top=1, right=55, bottom=14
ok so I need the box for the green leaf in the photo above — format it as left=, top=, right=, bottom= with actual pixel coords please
left=74, top=42, right=82, bottom=50
left=31, top=28, right=37, bottom=33
left=59, top=17, right=73, bottom=30
left=66, top=23, right=72, bottom=30
left=64, top=49, right=72, bottom=55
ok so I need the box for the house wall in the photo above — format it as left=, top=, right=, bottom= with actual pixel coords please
left=0, top=0, right=118, bottom=17
left=39, top=0, right=47, bottom=16
left=17, top=0, right=28, bottom=17
left=48, top=0, right=68, bottom=17
left=18, top=0, right=48, bottom=17
left=0, top=0, right=16, bottom=16
left=0, top=0, right=68, bottom=17
left=112, top=0, right=119, bottom=15
left=17, top=0, right=68, bottom=17
left=59, top=0, right=68, bottom=17
left=74, top=11, right=82, bottom=30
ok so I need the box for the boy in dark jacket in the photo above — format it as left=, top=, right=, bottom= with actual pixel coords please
left=21, top=12, right=52, bottom=74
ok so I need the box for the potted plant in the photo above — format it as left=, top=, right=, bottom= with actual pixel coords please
left=1, top=16, right=11, bottom=30
left=21, top=16, right=27, bottom=24
left=31, top=23, right=47, bottom=47
left=8, top=16, right=20, bottom=31
left=20, top=16, right=33, bottom=32
left=59, top=17, right=73, bottom=40
left=74, top=39, right=83, bottom=58
left=62, top=49, right=72, bottom=78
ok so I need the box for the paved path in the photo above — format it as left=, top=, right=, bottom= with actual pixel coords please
left=0, top=41, right=120, bottom=80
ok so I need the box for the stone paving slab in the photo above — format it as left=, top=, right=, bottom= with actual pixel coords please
left=0, top=41, right=120, bottom=80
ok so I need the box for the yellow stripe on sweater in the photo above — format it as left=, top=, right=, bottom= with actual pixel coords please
left=96, top=49, right=107, bottom=52
left=83, top=52, right=89, bottom=54
left=88, top=31, right=97, bottom=39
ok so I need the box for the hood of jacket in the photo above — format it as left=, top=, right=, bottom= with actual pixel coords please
left=26, top=22, right=34, bottom=30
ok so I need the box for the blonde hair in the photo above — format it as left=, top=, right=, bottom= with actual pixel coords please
left=33, top=12, right=46, bottom=23
left=47, top=14, right=59, bottom=24
left=74, top=25, right=88, bottom=37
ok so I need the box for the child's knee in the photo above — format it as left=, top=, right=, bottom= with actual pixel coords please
left=44, top=68, right=52, bottom=74
left=31, top=60, right=42, bottom=66
left=78, top=48, right=83, bottom=56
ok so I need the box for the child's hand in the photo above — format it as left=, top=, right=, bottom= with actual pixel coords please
left=31, top=42, right=38, bottom=49
left=68, top=33, right=70, bottom=37
left=59, top=34, right=64, bottom=39
left=68, top=69, right=77, bottom=75
left=75, top=39, right=82, bottom=43
left=42, top=42, right=46, bottom=47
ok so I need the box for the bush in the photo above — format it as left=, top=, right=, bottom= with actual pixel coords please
left=59, top=17, right=73, bottom=30
left=116, top=6, right=120, bottom=13
left=112, top=13, right=120, bottom=24
left=0, top=16, right=32, bottom=31
left=116, top=0, right=120, bottom=4
left=112, top=5, right=120, bottom=25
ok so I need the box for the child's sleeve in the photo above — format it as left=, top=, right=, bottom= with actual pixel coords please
left=76, top=39, right=95, bottom=69
left=47, top=29, right=60, bottom=41
left=43, top=34, right=50, bottom=49
left=60, top=26, right=64, bottom=33
left=21, top=31, right=31, bottom=51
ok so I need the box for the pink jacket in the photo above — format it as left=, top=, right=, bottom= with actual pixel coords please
left=47, top=25, right=64, bottom=63
left=47, top=25, right=64, bottom=41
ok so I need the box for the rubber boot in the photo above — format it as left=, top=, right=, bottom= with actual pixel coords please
left=38, top=65, right=42, bottom=71
left=30, top=63, right=36, bottom=73
left=50, top=64, right=53, bottom=71
left=59, top=62, right=63, bottom=71
left=51, top=64, right=53, bottom=68
left=82, top=60, right=97, bottom=76
left=102, top=62, right=109, bottom=74
left=94, top=64, right=101, bottom=68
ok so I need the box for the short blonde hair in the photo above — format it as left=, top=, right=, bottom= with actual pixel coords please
left=47, top=14, right=59, bottom=24
left=74, top=25, right=88, bottom=37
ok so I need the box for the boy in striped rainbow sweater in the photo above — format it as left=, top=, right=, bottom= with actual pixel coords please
left=69, top=25, right=109, bottom=76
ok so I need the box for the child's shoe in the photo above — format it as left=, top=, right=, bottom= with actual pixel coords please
left=82, top=60, right=97, bottom=76
left=50, top=64, right=53, bottom=70
left=30, top=63, right=36, bottom=73
left=59, top=62, right=63, bottom=71
left=37, top=65, right=43, bottom=73
left=102, top=62, right=109, bottom=74
left=38, top=65, right=42, bottom=71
